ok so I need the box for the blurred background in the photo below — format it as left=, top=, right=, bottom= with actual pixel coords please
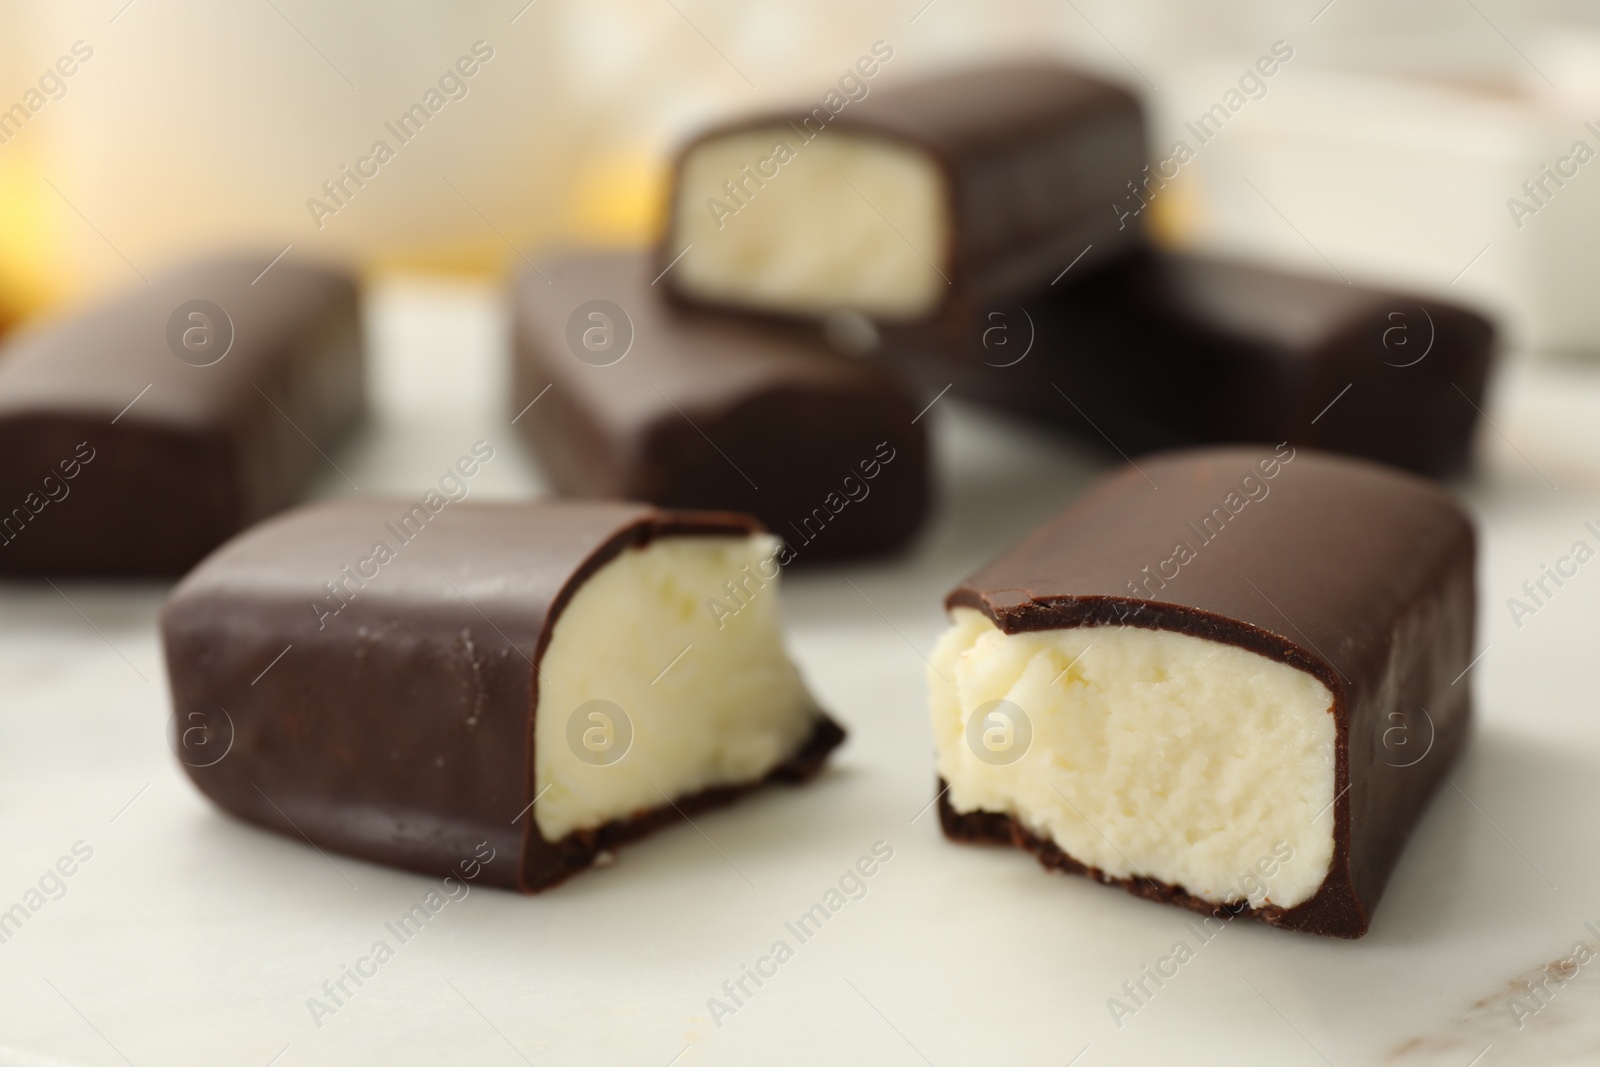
left=5, top=0, right=1600, bottom=357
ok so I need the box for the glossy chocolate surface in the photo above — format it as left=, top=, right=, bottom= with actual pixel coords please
left=887, top=251, right=1496, bottom=478
left=941, top=446, right=1476, bottom=937
left=161, top=498, right=844, bottom=892
left=663, top=63, right=1146, bottom=327
left=0, top=256, right=363, bottom=575
left=511, top=251, right=929, bottom=561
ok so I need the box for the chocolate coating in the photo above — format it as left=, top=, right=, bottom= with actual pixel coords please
left=663, top=62, right=1146, bottom=328
left=887, top=251, right=1496, bottom=479
left=940, top=446, right=1476, bottom=937
left=0, top=256, right=363, bottom=575
left=161, top=498, right=844, bottom=892
left=511, top=251, right=929, bottom=561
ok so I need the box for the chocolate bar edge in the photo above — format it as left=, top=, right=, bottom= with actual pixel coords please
left=165, top=501, right=848, bottom=894
left=190, top=711, right=844, bottom=894
left=0, top=259, right=365, bottom=575
left=507, top=254, right=933, bottom=561
left=879, top=250, right=1498, bottom=480
left=522, top=713, right=846, bottom=892
left=932, top=595, right=1471, bottom=939
left=517, top=506, right=851, bottom=889
left=657, top=66, right=1144, bottom=328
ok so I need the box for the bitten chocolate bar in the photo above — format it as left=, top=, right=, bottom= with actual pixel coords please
left=0, top=256, right=363, bottom=575
left=661, top=63, right=1144, bottom=327
left=886, top=251, right=1496, bottom=479
left=511, top=251, right=929, bottom=561
left=162, top=498, right=844, bottom=891
left=929, top=447, right=1474, bottom=937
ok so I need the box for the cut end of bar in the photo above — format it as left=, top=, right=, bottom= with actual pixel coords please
left=534, top=532, right=822, bottom=842
left=930, top=608, right=1337, bottom=910
left=670, top=128, right=948, bottom=320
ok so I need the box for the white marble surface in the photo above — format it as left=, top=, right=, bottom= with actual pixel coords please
left=1, top=278, right=1598, bottom=1066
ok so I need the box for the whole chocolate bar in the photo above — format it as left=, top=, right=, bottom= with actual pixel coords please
left=929, top=447, right=1474, bottom=937
left=885, top=251, right=1496, bottom=478
left=661, top=61, right=1144, bottom=328
left=0, top=256, right=363, bottom=575
left=511, top=251, right=929, bottom=561
left=162, top=496, right=844, bottom=891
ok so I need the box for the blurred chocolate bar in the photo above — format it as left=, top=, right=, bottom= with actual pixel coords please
left=511, top=251, right=929, bottom=561
left=0, top=256, right=363, bottom=575
left=885, top=251, right=1496, bottom=478
left=662, top=63, right=1144, bottom=329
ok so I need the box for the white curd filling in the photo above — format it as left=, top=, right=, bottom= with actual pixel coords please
left=535, top=534, right=818, bottom=841
left=672, top=127, right=948, bottom=320
left=930, top=608, right=1336, bottom=908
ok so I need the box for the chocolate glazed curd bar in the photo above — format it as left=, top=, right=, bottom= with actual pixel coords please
left=661, top=62, right=1145, bottom=327
left=511, top=251, right=929, bottom=561
left=161, top=498, right=844, bottom=891
left=929, top=447, right=1475, bottom=937
left=884, top=251, right=1496, bottom=479
left=0, top=256, right=362, bottom=575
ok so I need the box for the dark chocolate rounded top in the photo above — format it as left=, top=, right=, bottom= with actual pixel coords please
left=948, top=445, right=1475, bottom=694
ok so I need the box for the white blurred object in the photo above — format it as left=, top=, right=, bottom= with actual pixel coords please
left=1525, top=26, right=1600, bottom=107
left=1163, top=61, right=1600, bottom=358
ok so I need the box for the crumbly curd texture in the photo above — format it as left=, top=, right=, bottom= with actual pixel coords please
left=535, top=534, right=818, bottom=841
left=930, top=608, right=1337, bottom=908
left=671, top=127, right=947, bottom=320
